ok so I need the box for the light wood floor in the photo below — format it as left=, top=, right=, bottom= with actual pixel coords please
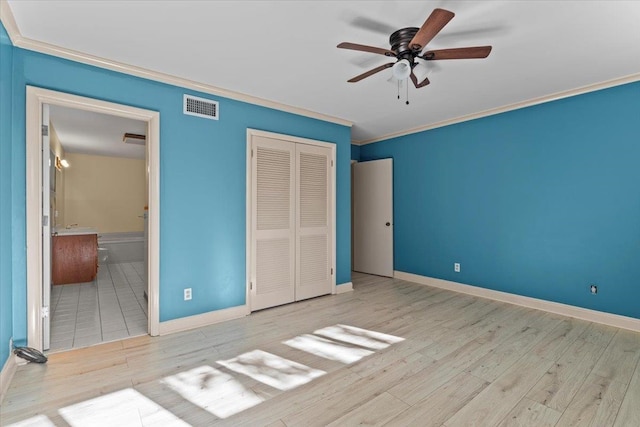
left=2, top=272, right=639, bottom=426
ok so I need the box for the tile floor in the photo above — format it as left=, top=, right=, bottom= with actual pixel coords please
left=49, top=261, right=148, bottom=352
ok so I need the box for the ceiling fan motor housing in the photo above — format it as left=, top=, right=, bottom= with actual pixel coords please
left=390, top=27, right=420, bottom=64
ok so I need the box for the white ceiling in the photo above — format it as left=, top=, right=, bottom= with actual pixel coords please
left=50, top=105, right=146, bottom=159
left=8, top=1, right=640, bottom=143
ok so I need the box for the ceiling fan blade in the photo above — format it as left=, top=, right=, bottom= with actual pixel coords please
left=349, top=16, right=397, bottom=35
left=409, top=8, right=455, bottom=51
left=410, top=72, right=418, bottom=88
left=416, top=75, right=430, bottom=88
left=337, top=42, right=396, bottom=57
left=348, top=63, right=394, bottom=82
left=421, top=46, right=492, bottom=60
left=409, top=70, right=430, bottom=88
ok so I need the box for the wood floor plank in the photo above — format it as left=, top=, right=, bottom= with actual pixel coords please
left=326, top=392, right=409, bottom=427
left=613, top=359, right=640, bottom=426
left=466, top=325, right=545, bottom=382
left=2, top=273, right=639, bottom=426
left=592, top=329, right=640, bottom=387
left=386, top=372, right=489, bottom=427
left=281, top=352, right=434, bottom=426
left=443, top=353, right=554, bottom=426
left=580, top=322, right=618, bottom=348
left=530, top=318, right=590, bottom=361
left=527, top=338, right=606, bottom=412
left=555, top=373, right=627, bottom=427
left=218, top=369, right=363, bottom=427
left=497, top=397, right=562, bottom=427
left=386, top=317, right=529, bottom=407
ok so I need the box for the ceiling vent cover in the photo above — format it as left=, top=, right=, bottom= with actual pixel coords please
left=183, top=94, right=219, bottom=120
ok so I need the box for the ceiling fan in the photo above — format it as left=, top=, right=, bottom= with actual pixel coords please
left=338, top=8, right=492, bottom=89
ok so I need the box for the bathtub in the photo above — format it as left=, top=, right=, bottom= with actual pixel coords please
left=98, top=232, right=145, bottom=264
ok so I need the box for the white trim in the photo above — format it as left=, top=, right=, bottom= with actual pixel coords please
left=0, top=1, right=351, bottom=128
left=4, top=0, right=637, bottom=146
left=335, top=282, right=353, bottom=294
left=394, top=271, right=640, bottom=333
left=245, top=132, right=252, bottom=314
left=246, top=128, right=338, bottom=311
left=353, top=73, right=640, bottom=146
left=158, top=305, right=249, bottom=335
left=0, top=353, right=19, bottom=404
left=0, top=0, right=19, bottom=45
left=26, top=87, right=161, bottom=351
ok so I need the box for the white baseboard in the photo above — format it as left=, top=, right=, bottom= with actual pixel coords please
left=394, top=271, right=640, bottom=332
left=0, top=353, right=19, bottom=404
left=158, top=305, right=249, bottom=335
left=336, top=282, right=353, bottom=294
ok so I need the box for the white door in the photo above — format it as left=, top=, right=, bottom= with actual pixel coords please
left=249, top=132, right=334, bottom=311
left=42, top=104, right=52, bottom=350
left=295, top=144, right=332, bottom=301
left=250, top=136, right=296, bottom=311
left=353, top=159, right=394, bottom=277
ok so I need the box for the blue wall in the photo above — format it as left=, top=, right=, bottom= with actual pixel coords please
left=351, top=144, right=361, bottom=161
left=0, top=22, right=14, bottom=369
left=1, top=29, right=351, bottom=366
left=361, top=81, right=640, bottom=319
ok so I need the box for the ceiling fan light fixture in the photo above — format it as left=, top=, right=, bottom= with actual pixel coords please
left=392, top=59, right=412, bottom=80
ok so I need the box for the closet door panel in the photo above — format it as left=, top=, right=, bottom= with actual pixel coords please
left=295, top=145, right=332, bottom=301
left=251, top=136, right=296, bottom=311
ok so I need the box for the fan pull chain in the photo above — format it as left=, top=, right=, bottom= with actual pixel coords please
left=397, top=80, right=400, bottom=100
left=406, top=79, right=410, bottom=105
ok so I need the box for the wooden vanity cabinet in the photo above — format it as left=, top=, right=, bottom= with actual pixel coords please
left=52, top=234, right=98, bottom=285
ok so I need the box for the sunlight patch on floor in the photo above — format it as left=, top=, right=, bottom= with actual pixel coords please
left=217, top=349, right=326, bottom=391
left=58, top=388, right=188, bottom=427
left=313, top=324, right=405, bottom=350
left=283, top=333, right=374, bottom=363
left=162, top=365, right=264, bottom=419
left=7, top=325, right=405, bottom=425
left=7, top=415, right=56, bottom=427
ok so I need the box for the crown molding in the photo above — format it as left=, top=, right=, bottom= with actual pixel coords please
left=0, top=0, right=19, bottom=44
left=353, top=72, right=640, bottom=146
left=5, top=0, right=637, bottom=145
left=0, top=0, right=352, bottom=128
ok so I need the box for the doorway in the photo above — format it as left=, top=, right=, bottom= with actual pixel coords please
left=47, top=105, right=148, bottom=351
left=352, top=159, right=394, bottom=277
left=25, top=87, right=161, bottom=352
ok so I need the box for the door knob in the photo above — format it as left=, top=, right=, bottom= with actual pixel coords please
left=386, top=222, right=391, bottom=226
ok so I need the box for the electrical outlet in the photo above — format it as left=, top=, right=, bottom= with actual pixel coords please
left=454, top=263, right=461, bottom=273
left=184, top=288, right=192, bottom=301
left=590, top=284, right=598, bottom=295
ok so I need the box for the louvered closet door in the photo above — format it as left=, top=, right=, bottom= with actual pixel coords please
left=251, top=136, right=296, bottom=311
left=295, top=144, right=332, bottom=301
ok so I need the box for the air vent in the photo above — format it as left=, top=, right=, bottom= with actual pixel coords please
left=183, top=94, right=219, bottom=120
left=123, top=133, right=146, bottom=146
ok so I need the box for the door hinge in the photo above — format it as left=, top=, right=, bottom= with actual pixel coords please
left=331, top=160, right=334, bottom=167
left=250, top=281, right=253, bottom=290
left=41, top=124, right=49, bottom=136
left=43, top=215, right=49, bottom=227
left=42, top=306, right=49, bottom=318
left=251, top=149, right=254, bottom=158
left=331, top=268, right=334, bottom=275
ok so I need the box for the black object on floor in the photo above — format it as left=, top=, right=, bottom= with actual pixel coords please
left=14, top=347, right=48, bottom=363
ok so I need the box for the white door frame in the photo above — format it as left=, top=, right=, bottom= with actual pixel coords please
left=246, top=129, right=336, bottom=311
left=26, top=86, right=161, bottom=351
